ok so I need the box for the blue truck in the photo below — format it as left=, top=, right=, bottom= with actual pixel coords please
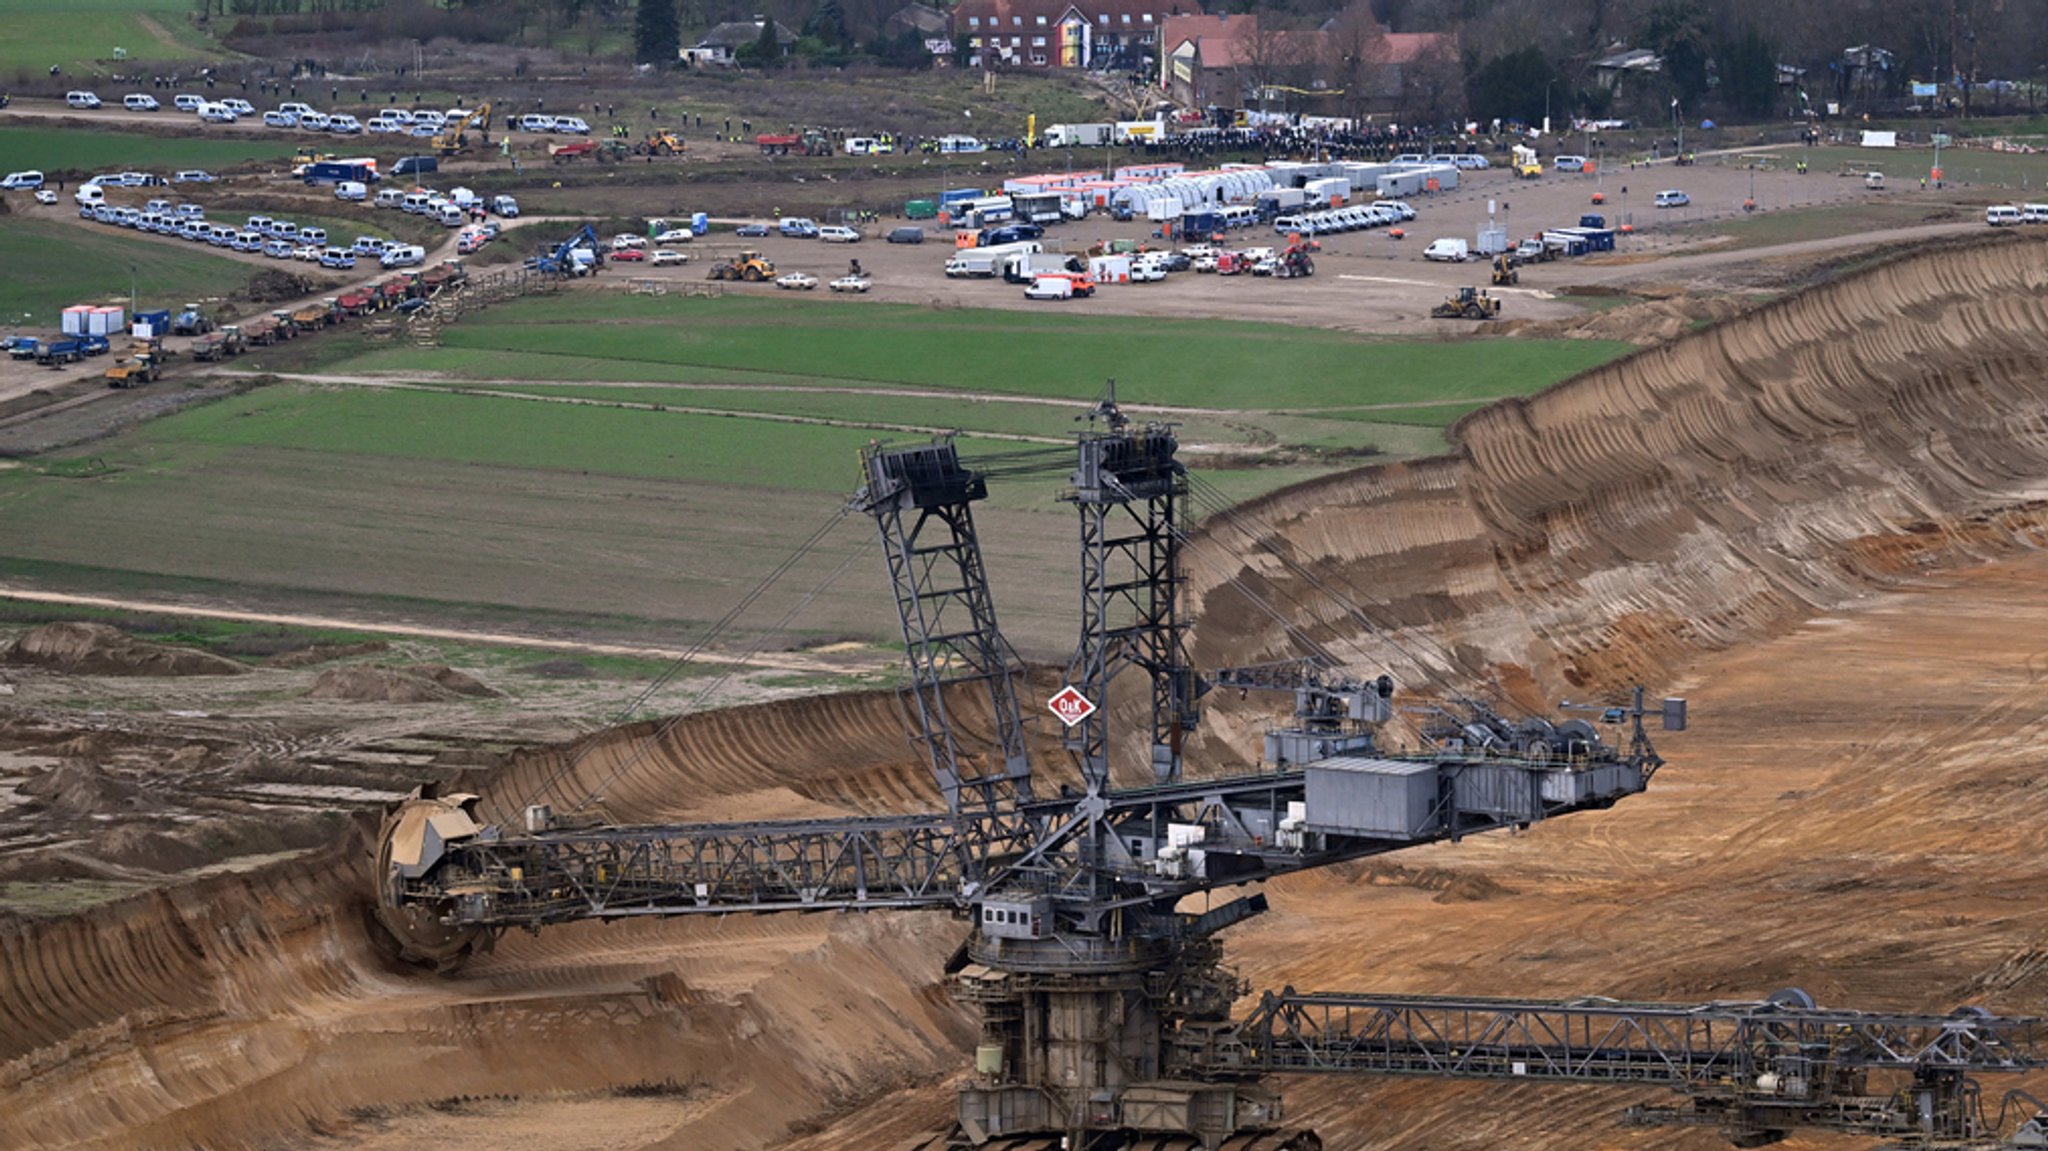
left=302, top=161, right=379, bottom=186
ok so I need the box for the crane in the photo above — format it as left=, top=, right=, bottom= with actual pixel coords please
left=374, top=394, right=2036, bottom=1151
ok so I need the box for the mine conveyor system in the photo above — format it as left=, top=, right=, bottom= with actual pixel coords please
left=376, top=391, right=2042, bottom=1151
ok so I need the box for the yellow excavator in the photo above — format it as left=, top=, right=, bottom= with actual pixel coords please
left=433, top=102, right=492, bottom=155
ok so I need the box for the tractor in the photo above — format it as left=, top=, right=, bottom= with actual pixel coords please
left=708, top=250, right=776, bottom=282
left=1275, top=239, right=1316, bottom=278
left=1431, top=286, right=1504, bottom=320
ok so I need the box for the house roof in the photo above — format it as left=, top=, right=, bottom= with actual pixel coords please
left=698, top=19, right=799, bottom=49
left=1376, top=32, right=1453, bottom=65
left=887, top=2, right=951, bottom=35
left=1591, top=46, right=1662, bottom=72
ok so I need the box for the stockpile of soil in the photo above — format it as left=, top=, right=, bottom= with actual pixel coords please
left=18, top=760, right=151, bottom=816
left=0, top=621, right=248, bottom=677
left=304, top=663, right=501, bottom=703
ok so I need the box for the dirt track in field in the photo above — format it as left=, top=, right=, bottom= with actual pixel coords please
left=4, top=231, right=2048, bottom=1151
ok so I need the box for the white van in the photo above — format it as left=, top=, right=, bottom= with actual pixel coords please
left=435, top=203, right=465, bottom=226
left=401, top=192, right=433, bottom=214
left=380, top=244, right=426, bottom=268
left=335, top=181, right=369, bottom=202
left=1986, top=205, right=2024, bottom=227
left=2022, top=203, right=2048, bottom=224
left=373, top=188, right=405, bottom=209
left=1, top=170, right=43, bottom=190
left=1422, top=237, right=1470, bottom=262
left=74, top=184, right=105, bottom=207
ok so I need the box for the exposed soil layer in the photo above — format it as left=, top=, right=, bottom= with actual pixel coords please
left=1, top=621, right=250, bottom=677
left=4, top=231, right=2048, bottom=1151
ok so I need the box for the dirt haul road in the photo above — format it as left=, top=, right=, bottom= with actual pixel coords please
left=4, top=230, right=2048, bottom=1151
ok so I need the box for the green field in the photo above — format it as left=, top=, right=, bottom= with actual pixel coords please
left=0, top=218, right=259, bottom=327
left=0, top=297, right=1630, bottom=654
left=0, top=126, right=298, bottom=175
left=0, top=0, right=218, bottom=75
left=315, top=295, right=1627, bottom=413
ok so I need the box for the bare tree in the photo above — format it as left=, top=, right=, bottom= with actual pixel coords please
left=1324, top=0, right=1387, bottom=122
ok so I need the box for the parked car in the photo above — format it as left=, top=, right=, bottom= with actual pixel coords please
left=818, top=225, right=862, bottom=243
left=173, top=170, right=216, bottom=183
left=1654, top=189, right=1691, bottom=208
left=293, top=244, right=322, bottom=261
left=652, top=227, right=694, bottom=244
left=735, top=222, right=771, bottom=237
left=650, top=249, right=689, bottom=266
left=123, top=94, right=160, bottom=112
left=775, top=271, right=818, bottom=290
left=65, top=91, right=102, bottom=110
left=611, top=247, right=645, bottom=262
left=1553, top=153, right=1589, bottom=172
left=829, top=274, right=872, bottom=293
left=33, top=189, right=56, bottom=205
left=885, top=226, right=925, bottom=244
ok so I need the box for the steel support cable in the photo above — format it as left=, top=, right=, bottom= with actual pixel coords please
left=509, top=505, right=852, bottom=815
left=553, top=541, right=867, bottom=819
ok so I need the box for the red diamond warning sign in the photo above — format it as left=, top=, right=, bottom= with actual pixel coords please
left=1048, top=685, right=1097, bottom=728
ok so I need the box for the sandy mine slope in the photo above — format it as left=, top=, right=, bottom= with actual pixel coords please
left=4, top=231, right=2048, bottom=1151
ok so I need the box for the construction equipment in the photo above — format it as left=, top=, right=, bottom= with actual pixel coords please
left=170, top=304, right=214, bottom=337
left=526, top=225, right=603, bottom=277
left=1432, top=285, right=1504, bottom=320
left=706, top=249, right=776, bottom=282
left=548, top=140, right=601, bottom=163
left=190, top=327, right=245, bottom=361
left=291, top=298, right=343, bottom=330
left=373, top=389, right=1705, bottom=1151
left=1511, top=143, right=1543, bottom=179
left=1491, top=253, right=1520, bottom=285
left=1275, top=238, right=1315, bottom=278
left=431, top=102, right=491, bottom=155
left=103, top=350, right=162, bottom=387
left=634, top=131, right=685, bottom=156
left=756, top=129, right=832, bottom=156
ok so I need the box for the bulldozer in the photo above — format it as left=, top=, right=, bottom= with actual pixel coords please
left=105, top=350, right=163, bottom=388
left=635, top=131, right=686, bottom=157
left=1431, top=286, right=1503, bottom=320
left=707, top=250, right=776, bottom=283
left=1491, top=253, right=1519, bottom=286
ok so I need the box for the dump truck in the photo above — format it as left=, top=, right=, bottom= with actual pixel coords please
left=105, top=351, right=163, bottom=388
left=338, top=291, right=377, bottom=317
left=241, top=315, right=285, bottom=345
left=1431, top=286, right=1503, bottom=320
left=756, top=130, right=831, bottom=156
left=170, top=304, right=214, bottom=337
left=291, top=299, right=341, bottom=330
left=35, top=336, right=84, bottom=365
left=190, top=327, right=245, bottom=361
left=707, top=250, right=776, bottom=282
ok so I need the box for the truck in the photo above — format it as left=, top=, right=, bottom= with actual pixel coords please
left=945, top=240, right=1043, bottom=278
left=302, top=160, right=379, bottom=186
left=241, top=315, right=285, bottom=345
left=1114, top=119, right=1167, bottom=144
left=105, top=351, right=163, bottom=388
left=35, top=336, right=85, bottom=365
left=1003, top=249, right=1081, bottom=283
left=170, top=304, right=214, bottom=337
left=1044, top=123, right=1113, bottom=148
left=190, top=327, right=245, bottom=361
left=1254, top=188, right=1307, bottom=219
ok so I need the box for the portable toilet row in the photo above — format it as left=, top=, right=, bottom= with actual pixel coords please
left=62, top=305, right=126, bottom=336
